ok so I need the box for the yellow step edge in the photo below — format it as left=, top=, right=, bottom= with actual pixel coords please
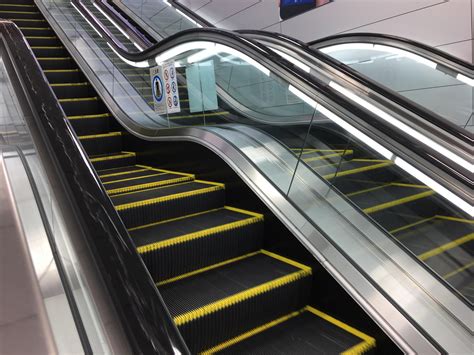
left=78, top=132, right=121, bottom=140
left=158, top=252, right=260, bottom=287
left=169, top=111, right=229, bottom=120
left=306, top=307, right=376, bottom=355
left=224, top=206, right=264, bottom=219
left=129, top=208, right=223, bottom=232
left=173, top=256, right=312, bottom=326
left=58, top=97, right=98, bottom=103
left=68, top=113, right=110, bottom=120
left=137, top=214, right=263, bottom=254
left=390, top=216, right=436, bottom=235
left=419, top=233, right=473, bottom=261
left=135, top=164, right=194, bottom=178
left=90, top=152, right=136, bottom=162
left=9, top=18, right=46, bottom=21
left=323, top=161, right=392, bottom=180
left=0, top=4, right=36, bottom=7
left=44, top=69, right=79, bottom=73
left=51, top=82, right=89, bottom=87
left=310, top=158, right=388, bottom=170
left=37, top=57, right=71, bottom=60
left=108, top=175, right=194, bottom=195
left=31, top=46, right=64, bottom=49
left=19, top=27, right=51, bottom=30
left=103, top=172, right=167, bottom=185
left=347, top=182, right=430, bottom=198
left=443, top=260, right=474, bottom=280
left=200, top=309, right=303, bottom=354
left=436, top=215, right=474, bottom=224
left=99, top=167, right=149, bottom=179
left=261, top=250, right=311, bottom=272
left=25, top=36, right=57, bottom=39
left=115, top=184, right=224, bottom=211
left=0, top=10, right=39, bottom=14
left=364, top=190, right=435, bottom=214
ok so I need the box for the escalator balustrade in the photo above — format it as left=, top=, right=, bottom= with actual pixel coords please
left=5, top=1, right=377, bottom=353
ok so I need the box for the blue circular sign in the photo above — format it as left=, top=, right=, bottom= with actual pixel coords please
left=152, top=75, right=163, bottom=102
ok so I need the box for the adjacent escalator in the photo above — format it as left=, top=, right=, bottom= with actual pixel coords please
left=3, top=1, right=384, bottom=353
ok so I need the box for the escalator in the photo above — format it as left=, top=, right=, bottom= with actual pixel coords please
left=74, top=0, right=473, bottom=304
left=2, top=1, right=384, bottom=353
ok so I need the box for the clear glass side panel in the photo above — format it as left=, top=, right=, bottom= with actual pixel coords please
left=319, top=44, right=473, bottom=133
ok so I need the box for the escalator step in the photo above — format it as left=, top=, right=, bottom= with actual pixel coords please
left=90, top=151, right=136, bottom=170
left=51, top=82, right=93, bottom=100
left=301, top=149, right=353, bottom=167
left=25, top=35, right=59, bottom=46
left=8, top=17, right=46, bottom=27
left=44, top=69, right=85, bottom=84
left=159, top=251, right=311, bottom=353
left=104, top=171, right=195, bottom=195
left=79, top=131, right=122, bottom=156
left=131, top=207, right=264, bottom=282
left=348, top=183, right=434, bottom=214
left=37, top=57, right=77, bottom=70
left=314, top=159, right=391, bottom=179
left=68, top=113, right=111, bottom=136
left=97, top=164, right=146, bottom=178
left=31, top=45, right=68, bottom=57
left=206, top=307, right=375, bottom=354
left=0, top=9, right=42, bottom=20
left=18, top=26, right=54, bottom=37
left=58, top=97, right=106, bottom=116
left=111, top=180, right=226, bottom=228
left=0, top=4, right=36, bottom=13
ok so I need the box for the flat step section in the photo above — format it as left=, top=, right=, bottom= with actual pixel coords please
left=393, top=216, right=473, bottom=302
left=103, top=169, right=195, bottom=195
left=68, top=113, right=111, bottom=136
left=111, top=180, right=226, bottom=228
left=348, top=183, right=434, bottom=214
left=131, top=206, right=264, bottom=282
left=206, top=306, right=376, bottom=354
left=79, top=131, right=122, bottom=156
left=159, top=250, right=312, bottom=353
left=90, top=151, right=136, bottom=170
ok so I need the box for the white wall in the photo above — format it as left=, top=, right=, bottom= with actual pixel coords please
left=178, top=0, right=473, bottom=63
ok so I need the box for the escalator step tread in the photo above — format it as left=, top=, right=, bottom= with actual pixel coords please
left=97, top=164, right=142, bottom=177
left=349, top=183, right=433, bottom=212
left=104, top=172, right=195, bottom=195
left=209, top=307, right=375, bottom=355
left=111, top=180, right=223, bottom=207
left=160, top=251, right=309, bottom=318
left=130, top=206, right=262, bottom=248
left=313, top=158, right=391, bottom=178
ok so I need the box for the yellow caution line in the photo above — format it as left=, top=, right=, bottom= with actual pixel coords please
left=200, top=309, right=303, bottom=354
left=99, top=167, right=149, bottom=179
left=169, top=111, right=229, bottom=120
left=0, top=10, right=39, bottom=14
left=419, top=233, right=473, bottom=261
left=19, top=27, right=51, bottom=30
left=390, top=216, right=436, bottom=235
left=103, top=172, right=167, bottom=185
left=138, top=214, right=263, bottom=254
left=0, top=4, right=36, bottom=7
left=347, top=182, right=431, bottom=198
left=129, top=208, right=223, bottom=232
left=44, top=69, right=79, bottom=73
left=306, top=307, right=376, bottom=355
left=90, top=152, right=135, bottom=162
left=443, top=261, right=474, bottom=280
left=31, top=46, right=64, bottom=49
left=135, top=164, right=194, bottom=177
left=158, top=252, right=261, bottom=288
left=323, top=161, right=392, bottom=180
left=58, top=97, right=98, bottom=103
left=37, top=57, right=71, bottom=60
left=68, top=113, right=110, bottom=120
left=261, top=250, right=311, bottom=271
left=224, top=206, right=264, bottom=219
left=173, top=253, right=311, bottom=326
left=303, top=152, right=346, bottom=163
left=51, top=82, right=89, bottom=87
left=79, top=132, right=121, bottom=140
left=436, top=215, right=474, bottom=224
left=25, top=36, right=57, bottom=39
left=364, top=190, right=435, bottom=214
left=115, top=184, right=224, bottom=211
left=108, top=175, right=194, bottom=195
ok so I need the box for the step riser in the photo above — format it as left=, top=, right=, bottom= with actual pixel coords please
left=19, top=27, right=53, bottom=36
left=92, top=155, right=136, bottom=171
left=45, top=71, right=85, bottom=84
left=178, top=275, right=311, bottom=353
left=332, top=169, right=398, bottom=194
left=32, top=47, right=68, bottom=57
left=9, top=19, right=45, bottom=27
left=81, top=135, right=123, bottom=156
left=26, top=37, right=59, bottom=46
left=0, top=5, right=36, bottom=12
left=52, top=85, right=94, bottom=100
left=38, top=59, right=76, bottom=70
left=69, top=117, right=111, bottom=136
left=60, top=100, right=104, bottom=116
left=141, top=221, right=264, bottom=283
left=118, top=189, right=225, bottom=229
left=0, top=11, right=42, bottom=20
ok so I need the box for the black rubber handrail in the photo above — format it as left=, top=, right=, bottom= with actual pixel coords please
left=74, top=0, right=472, bottom=196
left=1, top=20, right=189, bottom=355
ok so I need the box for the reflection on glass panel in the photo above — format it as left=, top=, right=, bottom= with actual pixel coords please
left=291, top=111, right=473, bottom=303
left=321, top=44, right=473, bottom=133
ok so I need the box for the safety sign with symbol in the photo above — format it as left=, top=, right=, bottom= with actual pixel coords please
left=150, top=61, right=181, bottom=115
